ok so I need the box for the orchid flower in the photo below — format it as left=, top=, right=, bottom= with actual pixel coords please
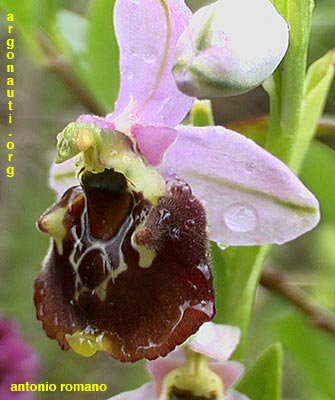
left=35, top=0, right=319, bottom=363
left=0, top=317, right=40, bottom=400
left=107, top=322, right=249, bottom=400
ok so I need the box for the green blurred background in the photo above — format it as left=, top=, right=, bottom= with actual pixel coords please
left=0, top=0, right=334, bottom=399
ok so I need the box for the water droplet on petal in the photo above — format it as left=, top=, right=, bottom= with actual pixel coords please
left=192, top=300, right=214, bottom=317
left=245, top=162, right=256, bottom=172
left=159, top=208, right=171, bottom=223
left=143, top=47, right=157, bottom=64
left=38, top=304, right=45, bottom=317
left=196, top=263, right=211, bottom=280
left=167, top=178, right=192, bottom=195
left=129, top=0, right=142, bottom=4
left=53, top=314, right=59, bottom=326
left=218, top=30, right=228, bottom=41
left=217, top=243, right=229, bottom=251
left=131, top=47, right=139, bottom=57
left=224, top=204, right=258, bottom=233
left=126, top=72, right=134, bottom=81
left=122, top=155, right=131, bottom=163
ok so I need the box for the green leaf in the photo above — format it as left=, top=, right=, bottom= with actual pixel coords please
left=54, top=10, right=88, bottom=57
left=274, top=312, right=335, bottom=399
left=301, top=141, right=335, bottom=308
left=86, top=0, right=119, bottom=112
left=0, top=0, right=63, bottom=59
left=301, top=141, right=335, bottom=225
left=0, top=0, right=41, bottom=58
left=237, top=343, right=283, bottom=400
left=227, top=117, right=335, bottom=146
left=52, top=10, right=89, bottom=81
left=0, top=0, right=37, bottom=29
left=309, top=0, right=335, bottom=64
left=292, top=50, right=335, bottom=168
left=212, top=243, right=270, bottom=358
left=226, top=117, right=268, bottom=146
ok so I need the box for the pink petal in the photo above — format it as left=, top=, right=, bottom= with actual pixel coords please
left=147, top=349, right=185, bottom=392
left=49, top=159, right=77, bottom=197
left=132, top=125, right=178, bottom=166
left=107, top=383, right=157, bottom=400
left=210, top=361, right=245, bottom=391
left=226, top=389, right=251, bottom=400
left=109, top=0, right=194, bottom=128
left=158, top=125, right=320, bottom=246
left=189, top=322, right=241, bottom=361
left=78, top=114, right=116, bottom=130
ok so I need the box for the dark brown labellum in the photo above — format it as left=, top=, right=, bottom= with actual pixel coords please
left=35, top=169, right=215, bottom=362
left=170, top=387, right=218, bottom=400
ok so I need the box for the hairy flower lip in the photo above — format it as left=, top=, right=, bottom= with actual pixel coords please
left=36, top=166, right=215, bottom=362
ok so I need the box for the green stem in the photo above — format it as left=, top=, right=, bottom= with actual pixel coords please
left=212, top=243, right=269, bottom=359
left=265, top=0, right=314, bottom=169
left=190, top=99, right=215, bottom=127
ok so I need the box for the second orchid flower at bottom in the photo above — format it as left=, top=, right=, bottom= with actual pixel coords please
left=108, top=323, right=249, bottom=400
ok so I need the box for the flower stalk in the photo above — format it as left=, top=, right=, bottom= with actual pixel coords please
left=265, top=0, right=314, bottom=170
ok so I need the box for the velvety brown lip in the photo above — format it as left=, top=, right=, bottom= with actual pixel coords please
left=35, top=169, right=215, bottom=362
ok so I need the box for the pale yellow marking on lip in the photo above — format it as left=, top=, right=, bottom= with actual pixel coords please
left=66, top=331, right=113, bottom=357
left=131, top=226, right=156, bottom=268
left=39, top=207, right=67, bottom=255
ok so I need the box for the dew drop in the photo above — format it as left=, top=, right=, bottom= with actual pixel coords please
left=192, top=300, right=214, bottom=317
left=216, top=30, right=229, bottom=44
left=53, top=314, right=59, bottom=326
left=170, top=226, right=181, bottom=240
left=196, top=263, right=211, bottom=280
left=224, top=204, right=258, bottom=233
left=157, top=97, right=172, bottom=116
left=143, top=47, right=157, bottom=64
left=122, top=155, right=131, bottom=163
left=126, top=72, right=134, bottom=81
left=217, top=243, right=229, bottom=251
left=130, top=47, right=139, bottom=57
left=38, top=304, right=45, bottom=317
left=159, top=208, right=171, bottom=223
left=167, top=178, right=192, bottom=195
left=245, top=162, right=256, bottom=172
left=129, top=114, right=137, bottom=124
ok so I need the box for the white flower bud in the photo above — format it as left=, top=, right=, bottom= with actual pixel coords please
left=173, top=0, right=289, bottom=97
